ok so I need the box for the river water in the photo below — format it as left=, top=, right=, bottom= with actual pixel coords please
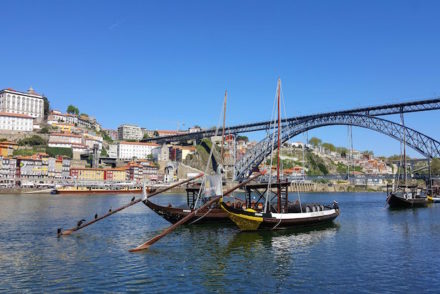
left=0, top=192, right=439, bottom=293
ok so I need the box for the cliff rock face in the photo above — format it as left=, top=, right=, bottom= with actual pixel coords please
left=183, top=139, right=221, bottom=174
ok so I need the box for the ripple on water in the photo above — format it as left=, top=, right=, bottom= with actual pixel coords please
left=1, top=193, right=440, bottom=292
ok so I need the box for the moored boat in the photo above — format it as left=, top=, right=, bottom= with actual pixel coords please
left=386, top=185, right=428, bottom=208
left=427, top=196, right=440, bottom=203
left=427, top=186, right=440, bottom=203
left=144, top=200, right=229, bottom=224
left=220, top=182, right=340, bottom=231
left=220, top=79, right=340, bottom=231
left=53, top=186, right=155, bottom=195
left=144, top=183, right=244, bottom=224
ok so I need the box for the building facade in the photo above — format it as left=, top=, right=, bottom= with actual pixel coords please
left=0, top=112, right=34, bottom=132
left=118, top=124, right=143, bottom=141
left=70, top=167, right=127, bottom=182
left=117, top=141, right=159, bottom=160
left=0, top=157, right=16, bottom=187
left=0, top=88, right=44, bottom=122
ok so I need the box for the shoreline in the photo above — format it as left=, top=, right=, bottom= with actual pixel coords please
left=0, top=185, right=387, bottom=195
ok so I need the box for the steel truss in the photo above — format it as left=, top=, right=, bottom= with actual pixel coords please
left=234, top=114, right=440, bottom=180
left=144, top=97, right=440, bottom=144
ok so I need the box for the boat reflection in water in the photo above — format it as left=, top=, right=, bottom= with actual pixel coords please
left=223, top=223, right=340, bottom=256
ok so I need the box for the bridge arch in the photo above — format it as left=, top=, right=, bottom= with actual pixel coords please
left=235, top=114, right=440, bottom=180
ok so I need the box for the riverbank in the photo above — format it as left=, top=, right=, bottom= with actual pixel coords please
left=0, top=182, right=387, bottom=195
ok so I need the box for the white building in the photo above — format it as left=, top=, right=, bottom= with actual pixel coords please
left=118, top=124, right=143, bottom=141
left=48, top=133, right=88, bottom=154
left=117, top=141, right=159, bottom=160
left=108, top=144, right=118, bottom=158
left=49, top=133, right=82, bottom=145
left=0, top=157, right=16, bottom=186
left=83, top=133, right=103, bottom=151
left=189, top=126, right=202, bottom=133
left=0, top=112, right=34, bottom=132
left=48, top=110, right=78, bottom=125
left=290, top=142, right=305, bottom=148
left=0, top=88, right=44, bottom=122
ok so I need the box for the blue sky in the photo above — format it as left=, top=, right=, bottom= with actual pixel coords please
left=1, top=0, right=439, bottom=157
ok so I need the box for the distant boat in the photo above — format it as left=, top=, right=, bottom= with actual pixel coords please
left=427, top=196, right=440, bottom=203
left=386, top=109, right=428, bottom=209
left=386, top=185, right=428, bottom=208
left=53, top=186, right=155, bottom=195
left=427, top=185, right=440, bottom=203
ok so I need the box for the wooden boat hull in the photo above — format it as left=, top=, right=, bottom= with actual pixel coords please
left=144, top=200, right=231, bottom=224
left=386, top=193, right=427, bottom=208
left=219, top=199, right=339, bottom=231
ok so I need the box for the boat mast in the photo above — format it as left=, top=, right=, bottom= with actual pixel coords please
left=400, top=112, right=407, bottom=187
left=277, top=78, right=281, bottom=213
left=221, top=90, right=227, bottom=166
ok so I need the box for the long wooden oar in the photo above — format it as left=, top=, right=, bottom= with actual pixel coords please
left=58, top=173, right=204, bottom=237
left=129, top=172, right=263, bottom=252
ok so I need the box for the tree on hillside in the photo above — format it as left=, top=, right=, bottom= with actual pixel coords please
left=322, top=142, right=336, bottom=152
left=336, top=147, right=348, bottom=157
left=236, top=135, right=249, bottom=142
left=39, top=127, right=49, bottom=134
left=67, top=105, right=80, bottom=115
left=309, top=137, right=322, bottom=147
left=100, top=131, right=113, bottom=143
left=42, top=96, right=50, bottom=119
left=432, top=158, right=440, bottom=175
left=143, top=133, right=150, bottom=140
left=18, top=135, right=47, bottom=146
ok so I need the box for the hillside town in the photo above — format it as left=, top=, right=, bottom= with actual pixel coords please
left=0, top=86, right=414, bottom=191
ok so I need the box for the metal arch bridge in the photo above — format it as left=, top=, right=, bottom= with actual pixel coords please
left=143, top=97, right=440, bottom=144
left=234, top=113, right=440, bottom=180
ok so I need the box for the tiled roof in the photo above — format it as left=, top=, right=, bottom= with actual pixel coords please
left=1, top=88, right=43, bottom=98
left=50, top=133, right=82, bottom=138
left=0, top=112, right=33, bottom=119
left=120, top=141, right=160, bottom=147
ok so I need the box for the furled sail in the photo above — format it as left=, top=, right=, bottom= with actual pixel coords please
left=202, top=174, right=223, bottom=197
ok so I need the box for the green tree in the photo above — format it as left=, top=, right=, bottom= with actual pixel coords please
left=18, top=135, right=47, bottom=146
left=336, top=147, right=348, bottom=157
left=309, top=137, right=322, bottom=147
left=38, top=127, right=49, bottom=134
left=100, top=131, right=113, bottom=143
left=66, top=105, right=79, bottom=115
left=432, top=158, right=440, bottom=175
left=143, top=133, right=150, bottom=140
left=46, top=147, right=73, bottom=158
left=101, top=147, right=108, bottom=157
left=322, top=142, right=336, bottom=152
left=236, top=135, right=249, bottom=142
left=43, top=96, right=50, bottom=119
